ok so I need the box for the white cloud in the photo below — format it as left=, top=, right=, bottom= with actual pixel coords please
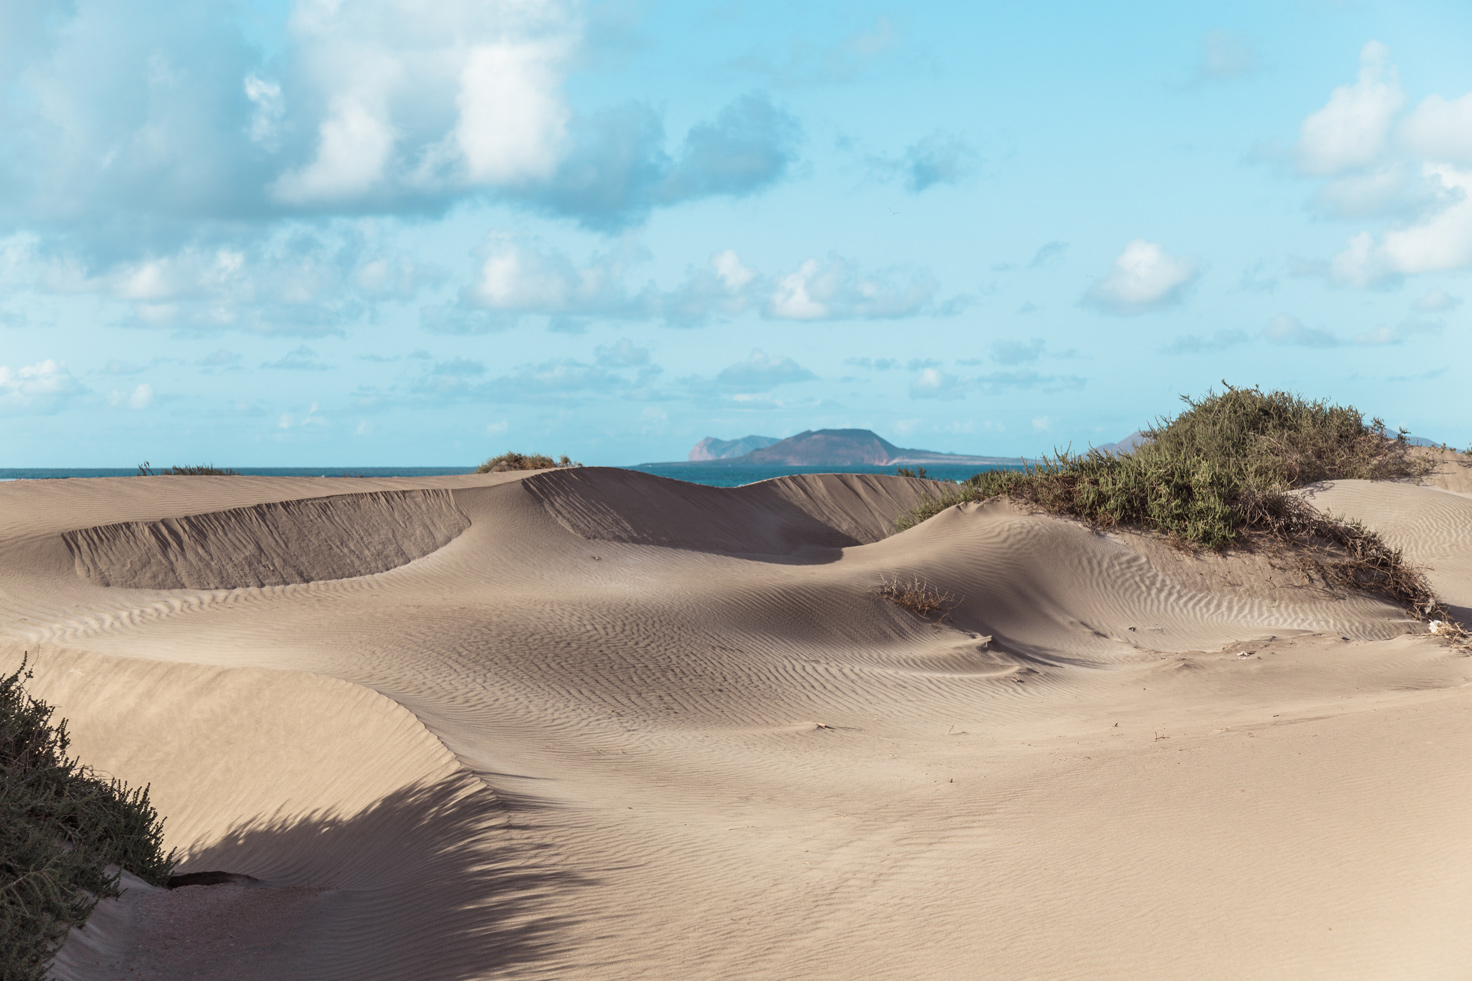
left=244, top=74, right=284, bottom=149
left=108, top=383, right=154, bottom=410
left=714, top=350, right=816, bottom=391
left=273, top=97, right=397, bottom=203
left=455, top=41, right=568, bottom=184
left=909, top=368, right=966, bottom=400
left=1414, top=288, right=1461, bottom=312
left=712, top=249, right=754, bottom=291
left=769, top=259, right=829, bottom=319
left=1264, top=314, right=1339, bottom=348
left=764, top=255, right=940, bottom=321
left=463, top=234, right=653, bottom=316
left=0, top=360, right=84, bottom=413
left=457, top=239, right=950, bottom=325
left=1330, top=165, right=1472, bottom=284
left=1378, top=165, right=1472, bottom=273
left=1297, top=41, right=1403, bottom=176
left=1083, top=240, right=1199, bottom=314
left=1401, top=93, right=1472, bottom=165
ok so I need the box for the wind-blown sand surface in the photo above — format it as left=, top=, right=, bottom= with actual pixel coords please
left=3, top=463, right=1470, bottom=979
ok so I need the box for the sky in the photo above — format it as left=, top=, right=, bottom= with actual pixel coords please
left=2, top=0, right=1471, bottom=466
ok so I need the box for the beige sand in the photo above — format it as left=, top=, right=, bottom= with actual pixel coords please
left=2, top=467, right=1470, bottom=979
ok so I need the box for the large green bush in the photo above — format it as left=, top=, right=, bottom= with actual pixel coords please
left=1, top=660, right=174, bottom=981
left=896, top=385, right=1444, bottom=613
left=899, top=384, right=1430, bottom=547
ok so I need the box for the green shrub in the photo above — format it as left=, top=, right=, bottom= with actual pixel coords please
left=896, top=384, right=1448, bottom=617
left=1, top=659, right=174, bottom=980
left=477, top=452, right=582, bottom=473
left=136, top=462, right=240, bottom=476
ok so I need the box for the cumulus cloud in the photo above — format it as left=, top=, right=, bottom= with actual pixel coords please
left=0, top=1, right=801, bottom=256
left=1261, top=313, right=1435, bottom=348
left=454, top=41, right=570, bottom=185
left=1296, top=41, right=1403, bottom=175
left=1291, top=43, right=1472, bottom=285
left=909, top=367, right=967, bottom=400
left=872, top=132, right=978, bottom=192
left=1264, top=315, right=1339, bottom=348
left=767, top=255, right=942, bottom=320
left=262, top=345, right=332, bottom=370
left=108, top=383, right=155, bottom=410
left=715, top=350, right=816, bottom=391
left=1328, top=166, right=1472, bottom=285
left=0, top=360, right=85, bottom=413
left=991, top=339, right=1044, bottom=365
left=1028, top=241, right=1068, bottom=269
left=414, top=355, right=655, bottom=403
left=1082, top=240, right=1199, bottom=314
left=3, top=226, right=443, bottom=335
left=594, top=338, right=652, bottom=369
left=453, top=238, right=954, bottom=326
left=908, top=365, right=1084, bottom=400
left=1401, top=93, right=1472, bottom=165
left=461, top=234, right=656, bottom=319
left=1414, top=288, right=1461, bottom=312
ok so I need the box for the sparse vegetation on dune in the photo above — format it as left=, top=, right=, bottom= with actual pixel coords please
left=897, top=384, right=1460, bottom=632
left=1, top=659, right=175, bottom=981
left=477, top=452, right=583, bottom=473
left=136, top=461, right=240, bottom=476
left=878, top=574, right=959, bottom=621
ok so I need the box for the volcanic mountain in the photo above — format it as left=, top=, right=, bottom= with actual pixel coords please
left=684, top=429, right=1019, bottom=467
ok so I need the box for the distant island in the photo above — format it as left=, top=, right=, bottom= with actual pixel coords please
left=656, top=429, right=1024, bottom=468
left=689, top=435, right=782, bottom=460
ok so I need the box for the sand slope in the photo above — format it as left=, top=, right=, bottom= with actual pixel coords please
left=64, top=488, right=469, bottom=589
left=0, top=468, right=1467, bottom=979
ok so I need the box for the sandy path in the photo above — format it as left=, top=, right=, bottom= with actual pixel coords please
left=1, top=469, right=1468, bottom=979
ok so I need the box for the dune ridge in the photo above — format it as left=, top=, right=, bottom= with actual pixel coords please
left=522, top=467, right=947, bottom=554
left=62, top=488, right=470, bottom=589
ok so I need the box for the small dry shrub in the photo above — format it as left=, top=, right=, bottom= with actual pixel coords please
left=879, top=574, right=960, bottom=620
left=477, top=452, right=582, bottom=473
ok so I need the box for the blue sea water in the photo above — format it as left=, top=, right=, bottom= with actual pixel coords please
left=0, top=462, right=1026, bottom=487
left=0, top=467, right=476, bottom=481
left=629, top=461, right=1026, bottom=487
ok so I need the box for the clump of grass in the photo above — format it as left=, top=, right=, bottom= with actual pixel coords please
left=136, top=462, right=240, bottom=476
left=896, top=384, right=1454, bottom=624
left=1, top=658, right=175, bottom=980
left=879, top=574, right=960, bottom=621
left=895, top=466, right=930, bottom=479
left=476, top=452, right=583, bottom=474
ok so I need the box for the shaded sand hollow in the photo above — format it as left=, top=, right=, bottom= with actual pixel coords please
left=2, top=462, right=1471, bottom=979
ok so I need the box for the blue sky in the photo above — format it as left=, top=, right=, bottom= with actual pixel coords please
left=3, top=0, right=1470, bottom=466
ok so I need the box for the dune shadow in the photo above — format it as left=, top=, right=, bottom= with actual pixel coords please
left=157, top=773, right=582, bottom=980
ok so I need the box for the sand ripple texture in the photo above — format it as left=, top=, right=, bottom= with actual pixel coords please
left=63, top=488, right=469, bottom=589
left=2, top=468, right=1470, bottom=980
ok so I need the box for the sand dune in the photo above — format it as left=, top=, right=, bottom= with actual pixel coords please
left=2, top=467, right=1469, bottom=979
left=64, top=488, right=469, bottom=589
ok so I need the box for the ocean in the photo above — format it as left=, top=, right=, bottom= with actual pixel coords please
left=0, top=467, right=477, bottom=481
left=628, top=461, right=1026, bottom=487
left=0, top=462, right=1026, bottom=487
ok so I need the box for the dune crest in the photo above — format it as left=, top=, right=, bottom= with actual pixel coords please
left=62, top=488, right=469, bottom=589
left=522, top=466, right=945, bottom=554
